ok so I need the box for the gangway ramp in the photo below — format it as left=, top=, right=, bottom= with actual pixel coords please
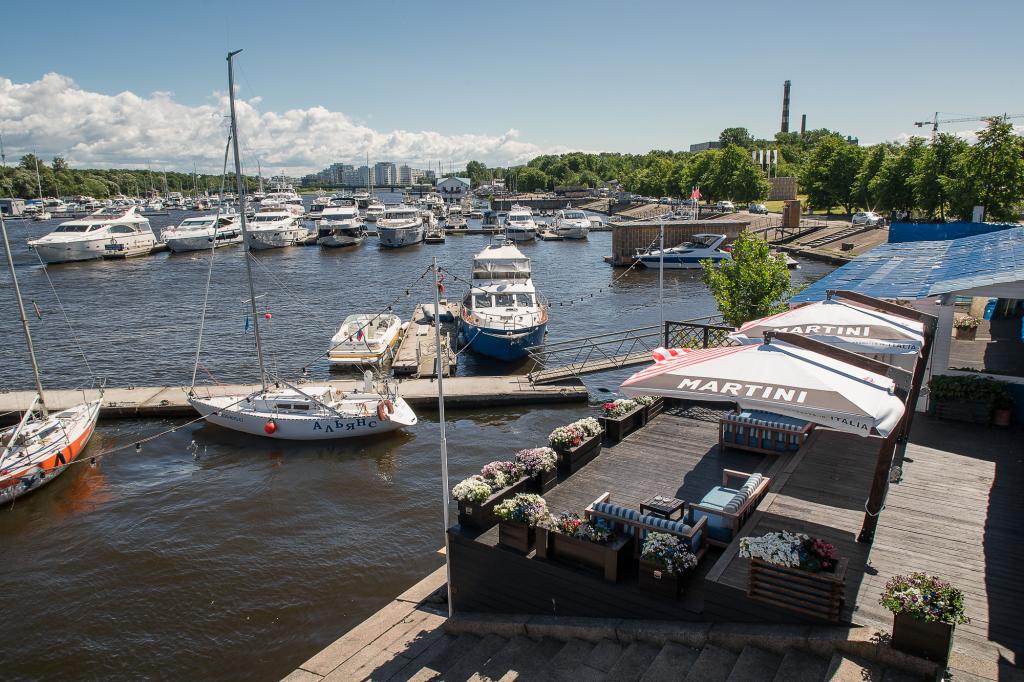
left=527, top=326, right=662, bottom=384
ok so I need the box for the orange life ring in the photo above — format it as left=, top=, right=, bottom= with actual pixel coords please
left=377, top=401, right=388, bottom=421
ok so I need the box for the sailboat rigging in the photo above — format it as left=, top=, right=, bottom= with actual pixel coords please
left=186, top=50, right=417, bottom=440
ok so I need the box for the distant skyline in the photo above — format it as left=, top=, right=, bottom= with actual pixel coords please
left=2, top=0, right=1022, bottom=174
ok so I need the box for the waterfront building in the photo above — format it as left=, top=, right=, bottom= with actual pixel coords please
left=374, top=162, right=398, bottom=187
left=436, top=176, right=471, bottom=203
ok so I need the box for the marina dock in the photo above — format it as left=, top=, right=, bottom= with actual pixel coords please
left=0, top=376, right=586, bottom=424
left=391, top=302, right=460, bottom=377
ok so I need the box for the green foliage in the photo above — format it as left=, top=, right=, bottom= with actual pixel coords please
left=911, top=133, right=967, bottom=220
left=870, top=137, right=926, bottom=212
left=945, top=117, right=1024, bottom=221
left=719, top=127, right=755, bottom=149
left=853, top=144, right=891, bottom=210
left=701, top=232, right=795, bottom=327
left=928, top=374, right=1013, bottom=411
left=801, top=135, right=864, bottom=213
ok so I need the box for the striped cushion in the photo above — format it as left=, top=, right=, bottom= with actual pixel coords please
left=592, top=502, right=640, bottom=536
left=638, top=514, right=700, bottom=551
left=724, top=410, right=809, bottom=433
left=724, top=474, right=764, bottom=513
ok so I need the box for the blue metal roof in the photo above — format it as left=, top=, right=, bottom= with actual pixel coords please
left=793, top=226, right=1024, bottom=302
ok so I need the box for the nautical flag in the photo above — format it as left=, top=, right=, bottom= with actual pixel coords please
left=691, top=187, right=701, bottom=200
left=356, top=327, right=364, bottom=341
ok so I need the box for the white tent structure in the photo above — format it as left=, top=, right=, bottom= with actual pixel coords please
left=621, top=341, right=908, bottom=438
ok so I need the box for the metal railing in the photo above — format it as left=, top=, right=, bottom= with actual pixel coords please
left=663, top=316, right=737, bottom=350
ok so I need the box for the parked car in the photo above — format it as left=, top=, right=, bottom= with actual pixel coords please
left=852, top=211, right=884, bottom=226
left=716, top=200, right=736, bottom=212
left=748, top=203, right=769, bottom=214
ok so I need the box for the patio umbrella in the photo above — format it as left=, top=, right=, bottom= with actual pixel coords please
left=620, top=341, right=906, bottom=437
left=729, top=299, right=924, bottom=355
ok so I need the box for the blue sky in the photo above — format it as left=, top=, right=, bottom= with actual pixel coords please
left=2, top=0, right=1022, bottom=172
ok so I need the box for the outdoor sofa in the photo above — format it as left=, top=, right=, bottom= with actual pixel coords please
left=688, top=469, right=771, bottom=548
left=584, top=492, right=708, bottom=562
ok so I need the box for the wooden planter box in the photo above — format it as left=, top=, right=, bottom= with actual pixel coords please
left=954, top=326, right=978, bottom=341
left=638, top=559, right=685, bottom=599
left=747, top=557, right=847, bottom=622
left=599, top=406, right=645, bottom=443
left=498, top=521, right=536, bottom=555
left=457, top=476, right=533, bottom=531
left=931, top=399, right=990, bottom=425
left=554, top=433, right=602, bottom=477
left=891, top=612, right=954, bottom=665
left=535, top=528, right=632, bottom=582
left=641, top=398, right=664, bottom=422
left=529, top=467, right=558, bottom=494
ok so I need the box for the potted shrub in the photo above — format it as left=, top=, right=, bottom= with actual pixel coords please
left=548, top=417, right=603, bottom=476
left=535, top=512, right=631, bottom=582
left=598, top=399, right=645, bottom=443
left=639, top=532, right=698, bottom=598
left=494, top=493, right=548, bottom=554
left=929, top=375, right=1013, bottom=425
left=739, top=531, right=847, bottom=622
left=453, top=460, right=530, bottom=530
left=880, top=572, right=969, bottom=664
left=953, top=315, right=980, bottom=341
left=633, top=394, right=664, bottom=422
left=515, top=447, right=558, bottom=493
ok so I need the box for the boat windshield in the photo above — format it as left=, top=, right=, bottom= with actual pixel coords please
left=508, top=213, right=531, bottom=222
left=563, top=211, right=586, bottom=220
left=384, top=210, right=417, bottom=220
left=180, top=219, right=214, bottom=228
left=252, top=214, right=287, bottom=223
left=55, top=224, right=98, bottom=233
left=488, top=293, right=534, bottom=308
left=683, top=235, right=718, bottom=248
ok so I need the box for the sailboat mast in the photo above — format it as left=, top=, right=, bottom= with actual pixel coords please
left=0, top=212, right=47, bottom=414
left=226, top=50, right=268, bottom=392
left=257, top=160, right=264, bottom=194
left=34, top=155, right=43, bottom=200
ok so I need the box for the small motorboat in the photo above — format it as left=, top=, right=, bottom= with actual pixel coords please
left=328, top=313, right=404, bottom=367
left=635, top=233, right=732, bottom=269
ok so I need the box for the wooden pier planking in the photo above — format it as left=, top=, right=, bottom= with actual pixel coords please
left=391, top=302, right=460, bottom=377
left=0, top=375, right=587, bottom=423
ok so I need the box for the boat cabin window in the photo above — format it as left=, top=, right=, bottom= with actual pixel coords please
left=495, top=293, right=516, bottom=307
left=508, top=213, right=530, bottom=222
left=474, top=293, right=492, bottom=308
left=108, top=225, right=135, bottom=234
left=55, top=224, right=92, bottom=232
left=563, top=211, right=585, bottom=220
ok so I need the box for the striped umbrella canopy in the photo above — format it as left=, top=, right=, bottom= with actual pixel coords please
left=620, top=343, right=906, bottom=437
left=729, top=299, right=925, bottom=355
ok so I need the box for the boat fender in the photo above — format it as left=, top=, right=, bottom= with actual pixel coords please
left=264, top=420, right=277, bottom=434
left=377, top=401, right=389, bottom=422
left=385, top=399, right=395, bottom=414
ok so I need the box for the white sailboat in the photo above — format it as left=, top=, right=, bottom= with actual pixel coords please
left=188, top=51, right=417, bottom=441
left=0, top=212, right=101, bottom=506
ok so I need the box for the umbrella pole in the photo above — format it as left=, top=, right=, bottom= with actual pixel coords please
left=858, top=320, right=936, bottom=544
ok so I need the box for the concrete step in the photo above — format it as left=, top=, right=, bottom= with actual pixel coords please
left=471, top=635, right=553, bottom=682
left=726, top=646, right=783, bottom=682
left=825, top=653, right=883, bottom=682
left=390, top=632, right=472, bottom=682
left=439, top=633, right=508, bottom=681
left=497, top=637, right=566, bottom=682
left=771, top=649, right=830, bottom=682
left=588, top=639, right=625, bottom=674
left=640, top=641, right=701, bottom=682
left=545, top=638, right=603, bottom=682
left=683, top=644, right=739, bottom=682
left=605, top=641, right=663, bottom=682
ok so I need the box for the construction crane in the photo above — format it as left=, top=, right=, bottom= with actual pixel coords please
left=914, top=112, right=1024, bottom=138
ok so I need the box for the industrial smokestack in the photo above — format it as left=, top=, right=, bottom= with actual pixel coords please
left=781, top=80, right=791, bottom=133
left=800, top=113, right=806, bottom=134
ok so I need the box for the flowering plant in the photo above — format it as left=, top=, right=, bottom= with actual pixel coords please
left=538, top=512, right=615, bottom=544
left=641, top=532, right=698, bottom=575
left=602, top=399, right=638, bottom=419
left=880, top=573, right=969, bottom=625
left=576, top=417, right=602, bottom=437
left=514, top=447, right=557, bottom=475
left=549, top=424, right=586, bottom=450
left=738, top=531, right=838, bottom=573
left=451, top=475, right=492, bottom=503
left=953, top=315, right=980, bottom=330
left=633, top=395, right=658, bottom=407
left=494, top=493, right=549, bottom=527
left=480, top=460, right=523, bottom=491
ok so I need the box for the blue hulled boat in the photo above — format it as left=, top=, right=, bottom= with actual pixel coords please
left=460, top=242, right=548, bottom=361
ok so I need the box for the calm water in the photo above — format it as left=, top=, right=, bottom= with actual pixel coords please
left=0, top=204, right=832, bottom=681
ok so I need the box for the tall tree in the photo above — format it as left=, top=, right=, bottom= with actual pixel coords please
left=912, top=133, right=968, bottom=220
left=701, top=232, right=795, bottom=327
left=853, top=144, right=890, bottom=210
left=870, top=137, right=926, bottom=213
left=713, top=144, right=770, bottom=203
left=946, top=117, right=1024, bottom=221
left=800, top=135, right=864, bottom=213
left=719, top=127, right=755, bottom=149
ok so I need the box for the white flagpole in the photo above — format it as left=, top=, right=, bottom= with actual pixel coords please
left=432, top=257, right=453, bottom=618
left=659, top=218, right=665, bottom=331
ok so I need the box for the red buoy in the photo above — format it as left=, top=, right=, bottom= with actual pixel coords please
left=264, top=312, right=272, bottom=320
left=264, top=420, right=277, bottom=434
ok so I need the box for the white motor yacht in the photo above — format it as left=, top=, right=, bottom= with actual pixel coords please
left=553, top=209, right=591, bottom=239
left=29, top=207, right=156, bottom=263
left=327, top=313, right=403, bottom=367
left=446, top=205, right=468, bottom=230
left=317, top=201, right=365, bottom=248
left=162, top=212, right=242, bottom=253
left=246, top=207, right=307, bottom=250
left=503, top=205, right=538, bottom=242
left=377, top=206, right=425, bottom=248
left=364, top=198, right=386, bottom=222
left=635, top=233, right=733, bottom=269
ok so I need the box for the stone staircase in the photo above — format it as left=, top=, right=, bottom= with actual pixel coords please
left=382, top=630, right=929, bottom=681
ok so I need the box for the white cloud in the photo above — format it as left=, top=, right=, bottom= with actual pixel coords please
left=0, top=73, right=568, bottom=173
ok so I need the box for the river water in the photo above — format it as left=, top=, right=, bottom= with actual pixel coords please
left=0, top=202, right=832, bottom=681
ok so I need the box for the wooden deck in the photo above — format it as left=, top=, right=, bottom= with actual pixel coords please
left=704, top=416, right=1023, bottom=672
left=948, top=315, right=1024, bottom=377
left=391, top=302, right=459, bottom=377
left=450, top=408, right=1022, bottom=675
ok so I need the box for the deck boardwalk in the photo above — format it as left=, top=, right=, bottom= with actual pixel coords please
left=391, top=302, right=460, bottom=377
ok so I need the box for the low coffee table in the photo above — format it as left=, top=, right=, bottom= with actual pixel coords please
left=640, top=494, right=685, bottom=521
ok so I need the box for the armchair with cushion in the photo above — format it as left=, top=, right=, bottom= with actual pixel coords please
left=584, top=492, right=707, bottom=562
left=688, top=470, right=771, bottom=547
